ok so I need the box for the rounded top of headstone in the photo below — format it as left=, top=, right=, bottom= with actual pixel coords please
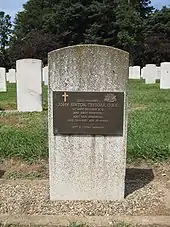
left=16, top=59, right=42, bottom=63
left=161, top=62, right=170, bottom=66
left=49, top=44, right=129, bottom=57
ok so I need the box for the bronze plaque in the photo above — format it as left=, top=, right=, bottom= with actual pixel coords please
left=53, top=91, right=124, bottom=136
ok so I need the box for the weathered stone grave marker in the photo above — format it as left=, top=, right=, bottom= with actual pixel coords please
left=48, top=45, right=129, bottom=201
left=0, top=67, right=6, bottom=92
left=16, top=59, right=43, bottom=112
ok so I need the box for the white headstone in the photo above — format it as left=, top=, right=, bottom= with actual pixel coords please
left=129, top=66, right=140, bottom=79
left=0, top=67, right=6, bottom=92
left=160, top=62, right=170, bottom=89
left=141, top=67, right=146, bottom=79
left=144, top=64, right=156, bottom=84
left=43, top=66, right=48, bottom=85
left=6, top=72, right=9, bottom=82
left=16, top=59, right=43, bottom=112
left=8, top=69, right=16, bottom=83
left=156, top=67, right=161, bottom=80
left=48, top=45, right=129, bottom=201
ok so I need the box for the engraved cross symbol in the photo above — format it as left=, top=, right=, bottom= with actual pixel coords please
left=62, top=92, right=68, bottom=102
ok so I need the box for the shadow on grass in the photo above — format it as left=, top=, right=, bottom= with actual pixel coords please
left=125, top=168, right=154, bottom=197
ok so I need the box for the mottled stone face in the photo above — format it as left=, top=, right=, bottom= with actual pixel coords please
left=48, top=44, right=129, bottom=201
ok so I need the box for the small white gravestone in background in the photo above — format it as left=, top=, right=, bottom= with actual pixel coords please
left=16, top=59, right=43, bottom=112
left=48, top=45, right=129, bottom=201
left=144, top=64, right=156, bottom=84
left=129, top=66, right=133, bottom=78
left=129, top=66, right=140, bottom=79
left=133, top=66, right=141, bottom=79
left=156, top=67, right=161, bottom=80
left=43, top=66, right=48, bottom=85
left=141, top=67, right=146, bottom=79
left=8, top=69, right=16, bottom=83
left=160, top=62, right=170, bottom=89
left=6, top=72, right=9, bottom=81
left=0, top=67, right=6, bottom=92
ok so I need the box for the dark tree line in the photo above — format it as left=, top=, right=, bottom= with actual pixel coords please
left=0, top=0, right=170, bottom=69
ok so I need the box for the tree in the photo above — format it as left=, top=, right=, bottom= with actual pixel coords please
left=0, top=11, right=12, bottom=68
left=144, top=7, right=170, bottom=65
left=10, top=31, right=60, bottom=67
left=116, top=0, right=153, bottom=65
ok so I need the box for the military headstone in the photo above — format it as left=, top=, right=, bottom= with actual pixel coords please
left=16, top=59, right=43, bottom=112
left=144, top=64, right=156, bottom=84
left=48, top=45, right=129, bottom=201
left=8, top=69, right=16, bottom=83
left=43, top=66, right=48, bottom=85
left=160, top=62, right=170, bottom=89
left=0, top=67, right=6, bottom=92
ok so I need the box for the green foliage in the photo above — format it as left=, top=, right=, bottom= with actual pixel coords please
left=127, top=80, right=170, bottom=162
left=0, top=11, right=12, bottom=68
left=144, top=7, right=170, bottom=64
left=9, top=0, right=154, bottom=65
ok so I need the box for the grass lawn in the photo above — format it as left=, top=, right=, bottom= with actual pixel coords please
left=0, top=80, right=170, bottom=162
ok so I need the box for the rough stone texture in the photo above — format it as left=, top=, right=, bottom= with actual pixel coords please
left=8, top=69, right=16, bottom=83
left=0, top=67, right=6, bottom=92
left=144, top=64, right=156, bottom=84
left=160, top=62, right=170, bottom=89
left=43, top=66, right=48, bottom=85
left=16, top=59, right=43, bottom=112
left=48, top=45, right=129, bottom=201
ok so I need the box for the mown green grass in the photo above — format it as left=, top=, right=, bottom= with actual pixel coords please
left=0, top=83, right=17, bottom=110
left=128, top=79, right=170, bottom=161
left=0, top=80, right=170, bottom=162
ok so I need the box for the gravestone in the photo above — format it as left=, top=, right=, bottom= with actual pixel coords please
left=156, top=67, right=161, bottom=80
left=8, top=69, right=16, bottom=83
left=129, top=66, right=133, bottom=79
left=160, top=62, right=170, bottom=89
left=144, top=64, right=156, bottom=84
left=0, top=67, right=6, bottom=92
left=141, top=67, right=145, bottom=79
left=16, top=59, right=43, bottom=112
left=133, top=66, right=141, bottom=79
left=43, top=66, right=48, bottom=85
left=129, top=66, right=140, bottom=79
left=6, top=72, right=9, bottom=82
left=48, top=45, right=129, bottom=201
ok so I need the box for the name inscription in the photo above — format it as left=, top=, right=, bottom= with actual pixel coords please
left=53, top=91, right=124, bottom=135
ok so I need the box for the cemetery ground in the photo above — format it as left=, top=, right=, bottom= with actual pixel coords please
left=0, top=80, right=170, bottom=226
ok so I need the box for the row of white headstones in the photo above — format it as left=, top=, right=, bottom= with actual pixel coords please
left=0, top=59, right=48, bottom=112
left=0, top=59, right=170, bottom=112
left=129, top=62, right=170, bottom=89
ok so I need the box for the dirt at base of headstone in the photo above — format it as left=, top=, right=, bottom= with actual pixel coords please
left=0, top=162, right=169, bottom=217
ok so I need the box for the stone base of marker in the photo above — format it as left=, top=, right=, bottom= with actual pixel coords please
left=49, top=45, right=129, bottom=201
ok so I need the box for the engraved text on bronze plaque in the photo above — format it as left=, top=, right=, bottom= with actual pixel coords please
left=53, top=92, right=124, bottom=135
